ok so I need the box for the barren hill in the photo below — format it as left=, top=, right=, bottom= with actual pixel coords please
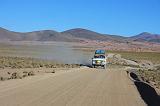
left=0, top=27, right=160, bottom=43
left=0, top=28, right=76, bottom=42
left=131, top=32, right=160, bottom=43
left=62, top=28, right=109, bottom=41
left=0, top=27, right=23, bottom=41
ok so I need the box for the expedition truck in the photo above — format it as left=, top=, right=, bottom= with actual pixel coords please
left=92, top=50, right=107, bottom=69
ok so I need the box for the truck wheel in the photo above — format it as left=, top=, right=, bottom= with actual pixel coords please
left=104, top=65, right=106, bottom=69
left=93, top=65, right=95, bottom=68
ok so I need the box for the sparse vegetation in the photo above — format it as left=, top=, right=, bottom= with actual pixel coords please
left=0, top=56, right=80, bottom=69
left=0, top=56, right=80, bottom=81
left=0, top=44, right=80, bottom=81
left=108, top=51, right=160, bottom=64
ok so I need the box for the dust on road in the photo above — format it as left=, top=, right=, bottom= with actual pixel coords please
left=0, top=67, right=146, bottom=106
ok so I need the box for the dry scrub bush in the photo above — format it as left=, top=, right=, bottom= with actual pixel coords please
left=0, top=77, right=7, bottom=81
left=23, top=71, right=29, bottom=77
left=11, top=72, right=23, bottom=79
left=52, top=70, right=55, bottom=73
left=28, top=71, right=35, bottom=76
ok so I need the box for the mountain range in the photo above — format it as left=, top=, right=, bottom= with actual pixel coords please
left=0, top=27, right=160, bottom=43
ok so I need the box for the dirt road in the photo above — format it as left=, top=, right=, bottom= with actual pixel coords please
left=0, top=67, right=146, bottom=106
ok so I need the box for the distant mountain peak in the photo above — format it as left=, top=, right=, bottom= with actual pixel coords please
left=63, top=28, right=99, bottom=33
left=69, top=28, right=88, bottom=30
left=139, top=32, right=152, bottom=35
left=131, top=32, right=160, bottom=43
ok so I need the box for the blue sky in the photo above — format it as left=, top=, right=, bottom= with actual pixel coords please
left=0, top=0, right=160, bottom=36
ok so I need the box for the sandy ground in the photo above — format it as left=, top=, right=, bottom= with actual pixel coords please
left=0, top=67, right=146, bottom=106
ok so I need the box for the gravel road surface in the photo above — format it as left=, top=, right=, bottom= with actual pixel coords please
left=0, top=67, right=146, bottom=106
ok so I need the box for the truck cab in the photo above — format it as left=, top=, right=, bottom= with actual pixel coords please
left=92, top=50, right=107, bottom=69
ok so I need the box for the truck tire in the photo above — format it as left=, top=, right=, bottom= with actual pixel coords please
left=93, top=65, right=96, bottom=68
left=93, top=65, right=95, bottom=68
left=104, top=65, right=106, bottom=69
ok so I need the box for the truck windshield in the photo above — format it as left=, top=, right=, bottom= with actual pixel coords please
left=95, top=50, right=105, bottom=54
